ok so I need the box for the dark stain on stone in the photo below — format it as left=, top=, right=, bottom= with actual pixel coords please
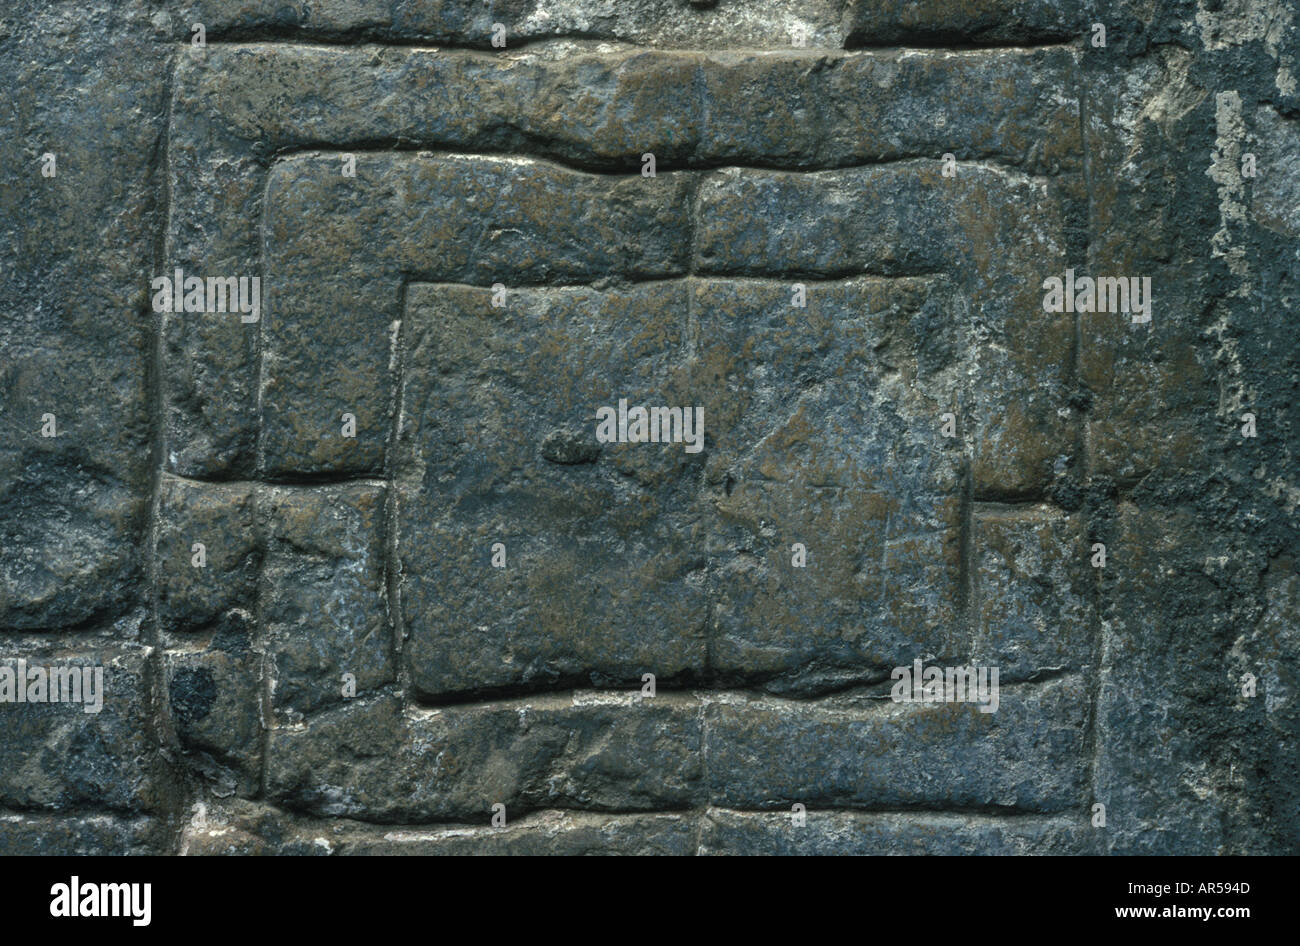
left=170, top=667, right=218, bottom=727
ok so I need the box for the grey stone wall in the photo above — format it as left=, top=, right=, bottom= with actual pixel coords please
left=0, top=0, right=1295, bottom=855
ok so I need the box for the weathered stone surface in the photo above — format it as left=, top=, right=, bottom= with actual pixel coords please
left=262, top=484, right=394, bottom=718
left=1240, top=567, right=1300, bottom=853
left=0, top=0, right=167, bottom=632
left=972, top=505, right=1093, bottom=680
left=267, top=679, right=1089, bottom=823
left=0, top=645, right=167, bottom=813
left=696, top=163, right=1074, bottom=495
left=700, top=277, right=965, bottom=689
left=0, top=451, right=142, bottom=632
left=164, top=42, right=1078, bottom=478
left=1253, top=108, right=1300, bottom=240
left=1074, top=49, right=1215, bottom=482
left=260, top=153, right=691, bottom=476
left=705, top=676, right=1089, bottom=812
left=165, top=628, right=262, bottom=797
left=329, top=811, right=697, bottom=855
left=701, top=809, right=1095, bottom=855
left=172, top=0, right=850, bottom=47
left=1076, top=47, right=1217, bottom=484
left=1080, top=305, right=1212, bottom=482
left=156, top=477, right=258, bottom=632
left=844, top=0, right=1084, bottom=46
left=174, top=44, right=1078, bottom=171
left=399, top=277, right=966, bottom=698
left=0, top=812, right=164, bottom=856
left=181, top=799, right=694, bottom=855
left=267, top=692, right=703, bottom=821
left=1092, top=505, right=1234, bottom=854
left=3, top=0, right=1297, bottom=857
left=400, top=283, right=706, bottom=700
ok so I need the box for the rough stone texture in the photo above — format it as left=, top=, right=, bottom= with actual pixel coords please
left=179, top=798, right=696, bottom=855
left=843, top=1, right=1085, bottom=47
left=171, top=0, right=851, bottom=48
left=262, top=483, right=394, bottom=719
left=0, top=1, right=166, bottom=634
left=701, top=276, right=967, bottom=689
left=0, top=813, right=164, bottom=856
left=0, top=644, right=170, bottom=813
left=1, top=0, right=1296, bottom=854
left=972, top=505, right=1092, bottom=680
left=400, top=282, right=708, bottom=699
left=266, top=692, right=704, bottom=821
left=164, top=630, right=262, bottom=798
left=164, top=41, right=1078, bottom=478
left=700, top=809, right=1096, bottom=855
left=156, top=477, right=258, bottom=632
left=1092, top=504, right=1246, bottom=854
left=706, top=676, right=1089, bottom=812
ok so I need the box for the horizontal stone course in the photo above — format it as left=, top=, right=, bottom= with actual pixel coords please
left=181, top=799, right=697, bottom=855
left=705, top=675, right=1090, bottom=812
left=177, top=44, right=1079, bottom=171
left=843, top=0, right=1085, bottom=46
left=266, top=691, right=705, bottom=821
left=179, top=799, right=1096, bottom=855
left=172, top=0, right=845, bottom=48
left=700, top=808, right=1095, bottom=855
left=0, top=812, right=164, bottom=856
left=264, top=679, right=1087, bottom=823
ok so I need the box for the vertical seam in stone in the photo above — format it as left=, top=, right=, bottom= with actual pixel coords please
left=1076, top=50, right=1109, bottom=849
left=255, top=483, right=272, bottom=800
left=687, top=171, right=703, bottom=277
left=386, top=282, right=411, bottom=707
left=959, top=447, right=976, bottom=662
left=255, top=160, right=271, bottom=479
left=147, top=50, right=186, bottom=854
left=958, top=286, right=976, bottom=661
left=1085, top=548, right=1108, bottom=851
left=1077, top=41, right=1095, bottom=477
left=1064, top=44, right=1087, bottom=411
left=696, top=697, right=710, bottom=855
left=251, top=143, right=277, bottom=801
left=688, top=276, right=714, bottom=681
